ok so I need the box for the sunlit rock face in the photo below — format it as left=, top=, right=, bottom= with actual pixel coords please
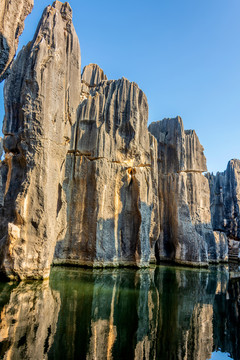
left=0, top=281, right=60, bottom=359
left=0, top=1, right=81, bottom=280
left=207, top=159, right=240, bottom=244
left=54, top=75, right=160, bottom=267
left=81, top=63, right=108, bottom=101
left=149, top=116, right=217, bottom=265
left=0, top=0, right=34, bottom=82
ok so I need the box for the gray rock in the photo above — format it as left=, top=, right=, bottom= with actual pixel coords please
left=149, top=116, right=216, bottom=266
left=81, top=63, right=108, bottom=102
left=207, top=159, right=240, bottom=241
left=0, top=1, right=81, bottom=280
left=0, top=0, right=34, bottom=82
left=82, top=63, right=107, bottom=86
left=213, top=231, right=228, bottom=262
left=54, top=77, right=160, bottom=267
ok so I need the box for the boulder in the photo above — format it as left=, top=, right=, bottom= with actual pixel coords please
left=0, top=1, right=81, bottom=280
left=0, top=0, right=34, bottom=81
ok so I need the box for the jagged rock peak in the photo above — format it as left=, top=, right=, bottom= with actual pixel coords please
left=52, top=1, right=72, bottom=19
left=82, top=63, right=108, bottom=86
left=0, top=0, right=34, bottom=82
left=149, top=116, right=207, bottom=173
left=0, top=0, right=81, bottom=280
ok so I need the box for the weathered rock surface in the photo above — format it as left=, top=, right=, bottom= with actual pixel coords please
left=0, top=0, right=34, bottom=82
left=149, top=116, right=217, bottom=265
left=0, top=1, right=81, bottom=279
left=213, top=231, right=228, bottom=262
left=80, top=63, right=108, bottom=102
left=54, top=76, right=160, bottom=267
left=0, top=138, right=3, bottom=159
left=207, top=159, right=240, bottom=240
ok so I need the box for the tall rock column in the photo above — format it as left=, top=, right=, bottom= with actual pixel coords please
left=54, top=73, right=160, bottom=267
left=149, top=117, right=217, bottom=265
left=0, top=1, right=81, bottom=279
left=0, top=0, right=34, bottom=82
left=207, top=159, right=240, bottom=262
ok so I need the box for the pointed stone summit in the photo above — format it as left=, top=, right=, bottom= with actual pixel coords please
left=80, top=63, right=108, bottom=101
left=82, top=63, right=108, bottom=86
left=0, top=0, right=34, bottom=82
left=54, top=77, right=160, bottom=267
left=0, top=1, right=81, bottom=280
left=149, top=116, right=223, bottom=265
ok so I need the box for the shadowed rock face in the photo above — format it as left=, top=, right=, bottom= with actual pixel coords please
left=207, top=159, right=240, bottom=242
left=0, top=0, right=34, bottom=82
left=54, top=76, right=160, bottom=267
left=149, top=117, right=218, bottom=265
left=0, top=1, right=81, bottom=280
left=0, top=281, right=60, bottom=359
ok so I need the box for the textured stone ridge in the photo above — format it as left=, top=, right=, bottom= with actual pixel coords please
left=54, top=77, right=160, bottom=267
left=0, top=1, right=81, bottom=280
left=0, top=0, right=34, bottom=82
left=207, top=159, right=240, bottom=240
left=82, top=63, right=107, bottom=86
left=149, top=116, right=218, bottom=265
left=80, top=63, right=108, bottom=101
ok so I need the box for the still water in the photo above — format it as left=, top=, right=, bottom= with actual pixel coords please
left=0, top=265, right=239, bottom=360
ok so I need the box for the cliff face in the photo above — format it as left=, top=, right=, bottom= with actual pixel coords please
left=0, top=0, right=234, bottom=279
left=0, top=0, right=34, bottom=82
left=207, top=159, right=240, bottom=240
left=54, top=70, right=160, bottom=267
left=0, top=1, right=81, bottom=280
left=148, top=117, right=220, bottom=265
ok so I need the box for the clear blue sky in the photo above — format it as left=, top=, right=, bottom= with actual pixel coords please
left=0, top=0, right=240, bottom=173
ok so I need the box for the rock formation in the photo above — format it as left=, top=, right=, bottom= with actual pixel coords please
left=0, top=138, right=3, bottom=159
left=80, top=63, right=108, bottom=102
left=0, top=0, right=235, bottom=279
left=148, top=116, right=223, bottom=265
left=0, top=1, right=81, bottom=280
left=207, top=159, right=240, bottom=262
left=54, top=71, right=160, bottom=267
left=207, top=159, right=240, bottom=238
left=0, top=0, right=34, bottom=82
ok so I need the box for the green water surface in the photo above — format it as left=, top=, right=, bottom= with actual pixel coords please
left=0, top=265, right=239, bottom=360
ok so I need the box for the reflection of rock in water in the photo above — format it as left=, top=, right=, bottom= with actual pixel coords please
left=86, top=269, right=159, bottom=360
left=185, top=304, right=213, bottom=360
left=213, top=277, right=240, bottom=360
left=0, top=281, right=60, bottom=360
left=48, top=266, right=240, bottom=360
left=154, top=266, right=228, bottom=360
